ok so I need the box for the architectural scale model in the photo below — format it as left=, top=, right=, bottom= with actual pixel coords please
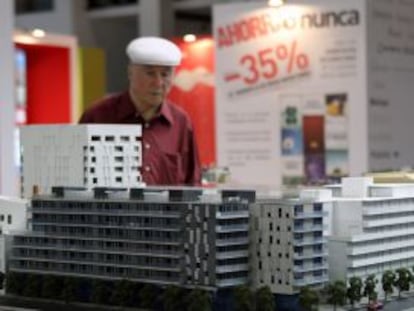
left=327, top=177, right=414, bottom=284
left=9, top=125, right=414, bottom=306
left=20, top=124, right=143, bottom=198
left=0, top=196, right=28, bottom=273
left=251, top=189, right=331, bottom=295
left=9, top=186, right=254, bottom=290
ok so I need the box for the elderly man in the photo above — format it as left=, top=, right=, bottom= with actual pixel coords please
left=79, top=37, right=201, bottom=186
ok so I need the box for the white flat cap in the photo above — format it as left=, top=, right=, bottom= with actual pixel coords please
left=126, top=37, right=182, bottom=66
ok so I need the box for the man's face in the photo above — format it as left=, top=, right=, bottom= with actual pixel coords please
left=128, top=64, right=174, bottom=109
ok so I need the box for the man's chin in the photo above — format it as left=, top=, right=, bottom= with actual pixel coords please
left=149, top=95, right=164, bottom=102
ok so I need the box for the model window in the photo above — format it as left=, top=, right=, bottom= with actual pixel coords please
left=7, top=215, right=12, bottom=224
left=91, top=135, right=100, bottom=141
left=294, top=205, right=303, bottom=215
left=313, top=203, right=322, bottom=212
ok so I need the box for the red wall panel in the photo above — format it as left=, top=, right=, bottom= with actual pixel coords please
left=16, top=43, right=71, bottom=124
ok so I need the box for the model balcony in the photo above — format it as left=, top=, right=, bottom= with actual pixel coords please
left=215, top=237, right=249, bottom=246
left=216, top=264, right=248, bottom=273
left=216, top=277, right=247, bottom=287
left=293, top=263, right=328, bottom=273
left=215, top=224, right=249, bottom=232
left=10, top=256, right=182, bottom=272
left=293, top=224, right=325, bottom=233
left=349, top=239, right=414, bottom=256
left=363, top=204, right=414, bottom=216
left=216, top=250, right=248, bottom=259
left=351, top=227, right=414, bottom=242
left=350, top=250, right=414, bottom=268
left=293, top=237, right=326, bottom=246
left=216, top=211, right=249, bottom=219
left=32, top=208, right=182, bottom=218
left=293, top=251, right=328, bottom=260
left=32, top=222, right=182, bottom=231
left=294, top=211, right=328, bottom=219
left=293, top=275, right=328, bottom=287
left=12, top=244, right=182, bottom=258
left=363, top=216, right=414, bottom=228
left=13, top=233, right=183, bottom=246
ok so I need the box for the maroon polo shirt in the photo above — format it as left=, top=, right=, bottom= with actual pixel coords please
left=79, top=91, right=201, bottom=186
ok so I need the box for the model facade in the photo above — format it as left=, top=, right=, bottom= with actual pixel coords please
left=0, top=196, right=28, bottom=273
left=20, top=124, right=143, bottom=198
left=251, top=189, right=331, bottom=295
left=327, top=177, right=414, bottom=284
left=9, top=186, right=254, bottom=289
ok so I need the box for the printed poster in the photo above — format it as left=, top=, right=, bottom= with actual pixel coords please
left=214, top=0, right=367, bottom=188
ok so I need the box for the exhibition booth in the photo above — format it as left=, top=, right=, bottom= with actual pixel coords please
left=1, top=0, right=414, bottom=195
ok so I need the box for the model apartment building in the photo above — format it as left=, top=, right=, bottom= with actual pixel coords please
left=14, top=125, right=414, bottom=298
left=250, top=189, right=331, bottom=295
left=9, top=186, right=254, bottom=289
left=20, top=125, right=143, bottom=198
left=327, top=177, right=414, bottom=284
left=0, top=196, right=29, bottom=274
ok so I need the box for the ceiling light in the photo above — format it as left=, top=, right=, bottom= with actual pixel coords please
left=183, top=34, right=197, bottom=43
left=268, top=0, right=284, bottom=7
left=31, top=28, right=46, bottom=38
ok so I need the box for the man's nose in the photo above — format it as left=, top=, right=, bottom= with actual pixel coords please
left=153, top=73, right=166, bottom=86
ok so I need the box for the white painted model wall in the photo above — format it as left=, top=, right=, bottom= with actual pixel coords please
left=0, top=196, right=29, bottom=274
left=327, top=177, right=414, bottom=292
left=369, top=184, right=414, bottom=198
left=20, top=125, right=143, bottom=198
left=330, top=201, right=363, bottom=237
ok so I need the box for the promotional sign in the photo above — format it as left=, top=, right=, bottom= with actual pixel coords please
left=169, top=37, right=216, bottom=168
left=214, top=0, right=366, bottom=188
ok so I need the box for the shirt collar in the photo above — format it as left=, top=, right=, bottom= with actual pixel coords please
left=118, top=91, right=173, bottom=125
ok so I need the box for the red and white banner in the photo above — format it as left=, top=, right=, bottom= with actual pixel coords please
left=169, top=37, right=216, bottom=168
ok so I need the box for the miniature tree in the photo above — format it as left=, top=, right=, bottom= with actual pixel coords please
left=0, top=271, right=5, bottom=290
left=90, top=279, right=109, bottom=305
left=5, top=271, right=25, bottom=295
left=233, top=285, right=254, bottom=311
left=298, top=286, right=319, bottom=311
left=41, top=275, right=61, bottom=299
left=162, top=285, right=184, bottom=311
left=111, top=279, right=135, bottom=307
left=139, top=283, right=157, bottom=309
left=255, top=286, right=275, bottom=311
left=325, top=281, right=347, bottom=311
left=23, top=274, right=41, bottom=297
left=395, top=268, right=411, bottom=298
left=61, top=277, right=77, bottom=303
left=347, top=276, right=363, bottom=309
left=363, top=274, right=378, bottom=303
left=186, top=287, right=212, bottom=311
left=381, top=270, right=395, bottom=301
